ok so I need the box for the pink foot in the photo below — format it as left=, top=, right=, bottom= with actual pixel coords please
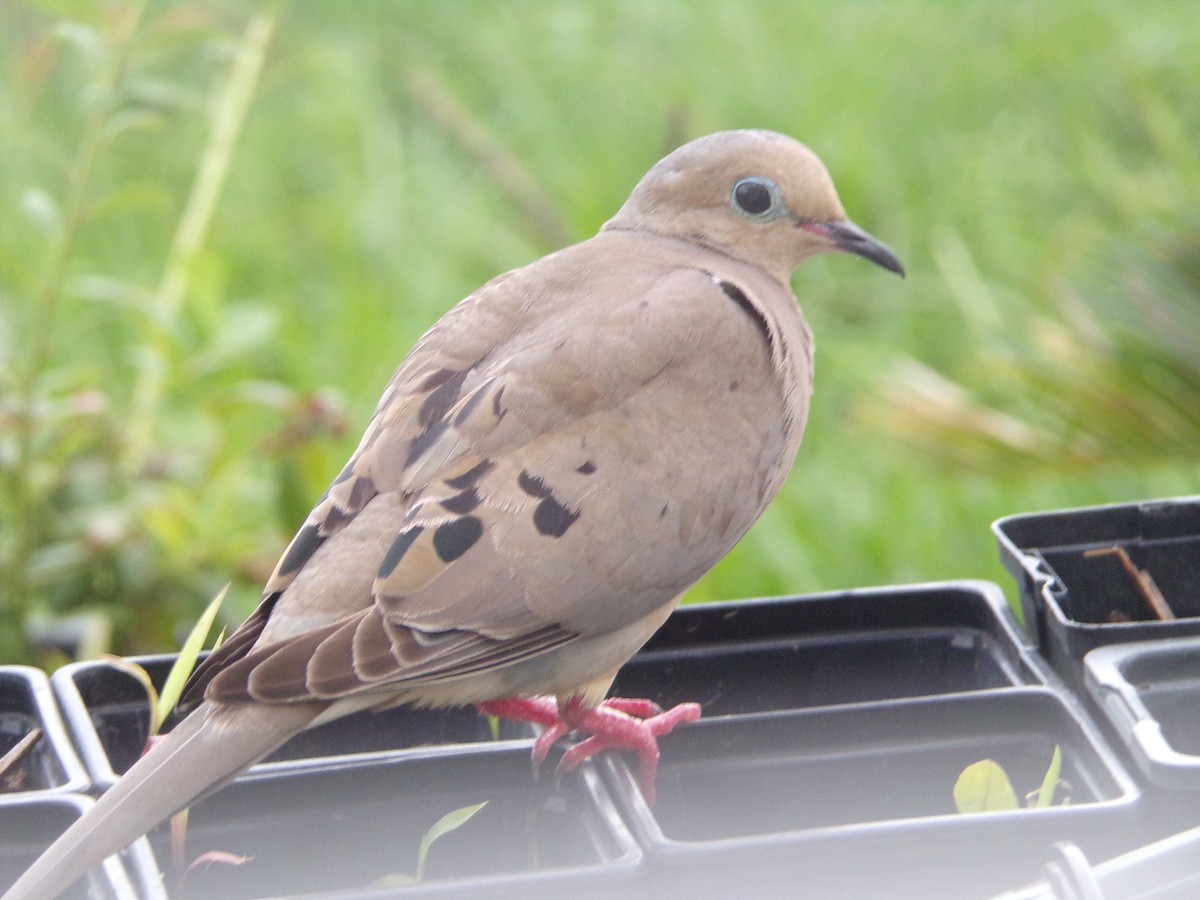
left=477, top=697, right=566, bottom=775
left=477, top=695, right=701, bottom=805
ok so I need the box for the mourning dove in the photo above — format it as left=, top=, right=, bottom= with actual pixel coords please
left=4, top=129, right=902, bottom=900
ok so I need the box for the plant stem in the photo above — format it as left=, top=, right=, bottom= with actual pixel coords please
left=25, top=1, right=149, bottom=383
left=406, top=66, right=574, bottom=248
left=2, top=1, right=149, bottom=663
left=120, top=7, right=277, bottom=476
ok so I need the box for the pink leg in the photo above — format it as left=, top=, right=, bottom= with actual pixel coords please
left=476, top=696, right=559, bottom=726
left=478, top=695, right=701, bottom=804
left=477, top=697, right=566, bottom=775
left=599, top=698, right=663, bottom=718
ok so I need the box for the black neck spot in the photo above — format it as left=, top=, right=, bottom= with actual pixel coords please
left=718, top=280, right=773, bottom=351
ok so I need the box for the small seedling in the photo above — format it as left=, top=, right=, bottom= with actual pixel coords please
left=156, top=585, right=228, bottom=730
left=370, top=801, right=490, bottom=887
left=103, top=586, right=230, bottom=891
left=954, top=745, right=1065, bottom=813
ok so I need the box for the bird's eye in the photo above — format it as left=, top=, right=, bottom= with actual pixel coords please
left=730, top=176, right=783, bottom=219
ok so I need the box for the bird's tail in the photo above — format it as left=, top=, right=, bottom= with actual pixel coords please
left=3, top=701, right=321, bottom=900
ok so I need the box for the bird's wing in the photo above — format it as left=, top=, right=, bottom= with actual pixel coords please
left=191, top=258, right=756, bottom=707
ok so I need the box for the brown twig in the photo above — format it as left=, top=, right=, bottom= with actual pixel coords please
left=405, top=67, right=575, bottom=248
left=1083, top=546, right=1175, bottom=621
left=0, top=728, right=43, bottom=790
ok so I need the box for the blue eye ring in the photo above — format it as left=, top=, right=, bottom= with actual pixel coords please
left=730, top=176, right=784, bottom=219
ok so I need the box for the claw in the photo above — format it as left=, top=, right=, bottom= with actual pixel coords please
left=530, top=721, right=567, bottom=779
left=558, top=697, right=701, bottom=805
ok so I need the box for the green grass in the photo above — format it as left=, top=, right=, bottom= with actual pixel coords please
left=0, top=0, right=1197, bottom=660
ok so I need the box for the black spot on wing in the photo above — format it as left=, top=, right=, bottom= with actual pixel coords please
left=491, top=385, right=507, bottom=418
left=444, top=459, right=495, bottom=490
left=433, top=516, right=484, bottom=562
left=277, top=523, right=325, bottom=577
left=322, top=504, right=354, bottom=533
left=440, top=488, right=481, bottom=515
left=418, top=369, right=469, bottom=427
left=316, top=470, right=370, bottom=518
left=347, top=474, right=377, bottom=510
left=718, top=279, right=773, bottom=350
left=518, top=470, right=552, bottom=498
left=379, top=526, right=425, bottom=579
left=576, top=460, right=596, bottom=475
left=419, top=368, right=460, bottom=391
left=534, top=497, right=579, bottom=537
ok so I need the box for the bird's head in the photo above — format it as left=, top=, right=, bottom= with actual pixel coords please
left=605, top=129, right=904, bottom=282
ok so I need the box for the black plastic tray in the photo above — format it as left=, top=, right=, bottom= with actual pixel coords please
left=997, top=825, right=1200, bottom=900
left=612, top=580, right=1047, bottom=713
left=1085, top=637, right=1200, bottom=791
left=601, top=688, right=1141, bottom=900
left=141, top=745, right=640, bottom=899
left=38, top=581, right=1154, bottom=898
left=994, top=497, right=1200, bottom=681
left=0, top=666, right=89, bottom=803
left=0, top=794, right=154, bottom=899
left=53, top=654, right=533, bottom=790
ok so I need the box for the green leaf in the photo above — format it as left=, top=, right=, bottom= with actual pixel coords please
left=154, top=585, right=227, bottom=731
left=1035, top=745, right=1062, bottom=809
left=102, top=656, right=158, bottom=739
left=953, top=759, right=1019, bottom=813
left=415, top=801, right=487, bottom=881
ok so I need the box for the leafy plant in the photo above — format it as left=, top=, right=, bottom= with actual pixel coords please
left=370, top=801, right=489, bottom=887
left=104, top=584, right=228, bottom=890
left=155, top=585, right=226, bottom=729
left=2, top=2, right=1196, bottom=662
left=416, top=801, right=489, bottom=881
left=0, top=3, right=350, bottom=664
left=954, top=745, right=1065, bottom=813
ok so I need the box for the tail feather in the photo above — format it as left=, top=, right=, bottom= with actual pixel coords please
left=3, top=702, right=321, bottom=900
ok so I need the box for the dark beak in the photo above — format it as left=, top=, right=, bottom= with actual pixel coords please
left=821, top=219, right=905, bottom=277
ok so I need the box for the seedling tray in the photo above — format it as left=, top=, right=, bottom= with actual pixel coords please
left=0, top=666, right=89, bottom=802
left=39, top=581, right=1153, bottom=898
left=994, top=497, right=1200, bottom=681
left=612, top=580, right=1047, bottom=713
left=141, top=746, right=640, bottom=899
left=0, top=794, right=152, bottom=899
left=602, top=689, right=1140, bottom=900
left=998, top=825, right=1200, bottom=900
left=1085, top=637, right=1200, bottom=791
left=53, top=655, right=532, bottom=790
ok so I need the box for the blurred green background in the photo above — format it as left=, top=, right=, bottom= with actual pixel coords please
left=1, top=1, right=1197, bottom=665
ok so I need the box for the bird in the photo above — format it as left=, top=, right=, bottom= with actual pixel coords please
left=4, top=128, right=903, bottom=899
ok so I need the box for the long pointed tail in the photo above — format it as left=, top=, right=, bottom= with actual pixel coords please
left=3, top=701, right=321, bottom=900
